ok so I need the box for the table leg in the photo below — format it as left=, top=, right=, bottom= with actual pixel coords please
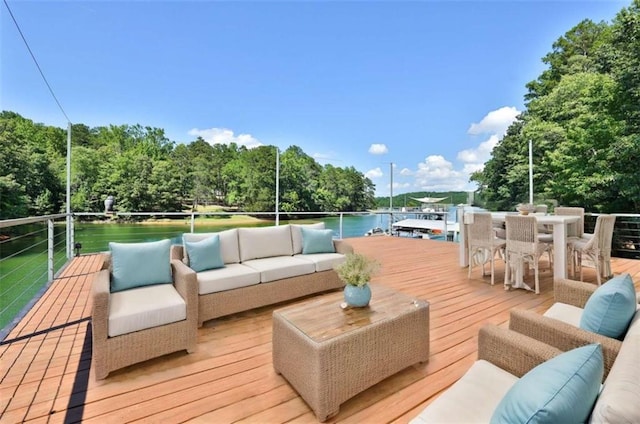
left=551, top=222, right=568, bottom=279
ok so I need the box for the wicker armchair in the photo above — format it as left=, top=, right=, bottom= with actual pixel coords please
left=503, top=215, right=552, bottom=294
left=507, top=278, right=635, bottom=378
left=410, top=324, right=563, bottom=423
left=466, top=212, right=506, bottom=286
left=92, top=254, right=198, bottom=380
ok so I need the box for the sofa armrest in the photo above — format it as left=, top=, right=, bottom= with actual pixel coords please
left=171, top=259, right=198, bottom=322
left=509, top=309, right=622, bottom=379
left=171, top=244, right=184, bottom=261
left=478, top=324, right=562, bottom=378
left=91, top=269, right=111, bottom=342
left=554, top=278, right=597, bottom=308
left=334, top=239, right=354, bottom=255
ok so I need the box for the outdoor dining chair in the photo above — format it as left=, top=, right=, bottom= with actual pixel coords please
left=569, top=214, right=616, bottom=284
left=466, top=212, right=506, bottom=286
left=555, top=207, right=585, bottom=239
left=504, top=215, right=553, bottom=294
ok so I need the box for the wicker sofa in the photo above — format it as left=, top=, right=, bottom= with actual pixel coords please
left=171, top=223, right=353, bottom=326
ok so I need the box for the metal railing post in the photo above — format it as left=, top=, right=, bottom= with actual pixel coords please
left=48, top=219, right=54, bottom=282
left=339, top=213, right=343, bottom=239
left=190, top=212, right=195, bottom=233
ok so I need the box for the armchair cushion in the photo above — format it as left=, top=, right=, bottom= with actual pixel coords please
left=184, top=235, right=224, bottom=272
left=108, top=283, right=187, bottom=337
left=491, top=344, right=603, bottom=424
left=109, top=239, right=172, bottom=292
left=301, top=227, right=335, bottom=254
left=580, top=273, right=636, bottom=339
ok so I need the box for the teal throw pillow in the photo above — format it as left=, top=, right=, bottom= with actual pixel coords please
left=109, top=239, right=172, bottom=293
left=491, top=344, right=603, bottom=424
left=580, top=273, right=636, bottom=339
left=301, top=227, right=335, bottom=254
left=184, top=234, right=225, bottom=272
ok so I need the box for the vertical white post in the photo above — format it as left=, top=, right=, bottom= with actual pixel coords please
left=48, top=219, right=54, bottom=281
left=275, top=147, right=280, bottom=226
left=529, top=139, right=534, bottom=205
left=389, top=162, right=393, bottom=233
left=66, top=122, right=72, bottom=258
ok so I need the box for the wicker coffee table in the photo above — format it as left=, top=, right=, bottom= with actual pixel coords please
left=272, top=284, right=430, bottom=421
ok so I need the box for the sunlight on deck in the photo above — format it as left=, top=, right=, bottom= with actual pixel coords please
left=2, top=237, right=639, bottom=423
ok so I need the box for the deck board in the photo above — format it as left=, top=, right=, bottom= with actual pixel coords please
left=1, top=237, right=640, bottom=423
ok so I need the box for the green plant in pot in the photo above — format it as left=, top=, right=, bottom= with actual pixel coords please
left=334, top=252, right=380, bottom=307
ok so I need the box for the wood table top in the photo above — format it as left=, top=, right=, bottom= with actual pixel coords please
left=274, top=284, right=428, bottom=343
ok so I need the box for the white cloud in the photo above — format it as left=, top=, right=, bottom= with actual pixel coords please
left=400, top=167, right=413, bottom=176
left=414, top=155, right=469, bottom=191
left=368, top=144, right=388, bottom=155
left=457, top=134, right=500, bottom=164
left=365, top=167, right=384, bottom=179
left=188, top=127, right=262, bottom=148
left=467, top=106, right=520, bottom=136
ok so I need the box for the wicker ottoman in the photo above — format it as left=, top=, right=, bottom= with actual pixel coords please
left=272, top=284, right=429, bottom=421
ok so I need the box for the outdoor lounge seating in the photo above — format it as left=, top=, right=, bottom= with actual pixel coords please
left=171, top=223, right=352, bottom=326
left=411, top=325, right=604, bottom=423
left=91, top=239, right=198, bottom=380
left=507, top=276, right=640, bottom=422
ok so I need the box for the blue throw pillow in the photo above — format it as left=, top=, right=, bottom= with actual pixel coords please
left=301, top=227, right=336, bottom=254
left=580, top=273, right=637, bottom=339
left=491, top=344, right=603, bottom=424
left=184, top=234, right=225, bottom=272
left=109, top=239, right=173, bottom=293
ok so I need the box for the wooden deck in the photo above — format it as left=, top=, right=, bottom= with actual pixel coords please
left=2, top=237, right=640, bottom=423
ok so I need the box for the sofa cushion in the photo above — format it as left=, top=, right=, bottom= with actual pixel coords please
left=291, top=223, right=325, bottom=254
left=580, top=273, right=636, bottom=339
left=109, top=239, right=172, bottom=293
left=196, top=263, right=261, bottom=295
left=238, top=225, right=294, bottom=262
left=543, top=302, right=584, bottom=328
left=491, top=344, right=603, bottom=424
left=410, top=360, right=518, bottom=424
left=295, top=253, right=346, bottom=272
left=183, top=229, right=240, bottom=264
left=591, top=310, right=640, bottom=423
left=301, top=227, right=336, bottom=254
left=184, top=235, right=225, bottom=272
left=242, top=256, right=316, bottom=283
left=108, top=284, right=186, bottom=337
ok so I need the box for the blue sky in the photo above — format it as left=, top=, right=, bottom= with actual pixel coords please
left=2, top=1, right=629, bottom=197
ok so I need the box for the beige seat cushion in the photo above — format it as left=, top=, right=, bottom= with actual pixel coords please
left=238, top=225, right=293, bottom=261
left=242, top=256, right=315, bottom=283
left=183, top=229, right=240, bottom=264
left=544, top=302, right=584, bottom=328
left=410, top=360, right=518, bottom=423
left=591, top=311, right=640, bottom=423
left=196, top=263, right=260, bottom=295
left=108, top=284, right=186, bottom=337
left=290, top=223, right=325, bottom=254
left=294, top=252, right=345, bottom=272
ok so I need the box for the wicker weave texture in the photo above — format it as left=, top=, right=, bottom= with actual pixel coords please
left=477, top=324, right=562, bottom=378
left=92, top=258, right=198, bottom=380
left=272, top=297, right=429, bottom=421
left=466, top=212, right=506, bottom=286
left=198, top=269, right=344, bottom=325
left=508, top=308, right=621, bottom=379
left=555, top=207, right=585, bottom=238
left=553, top=278, right=598, bottom=307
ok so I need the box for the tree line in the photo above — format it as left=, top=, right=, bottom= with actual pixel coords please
left=0, top=111, right=376, bottom=220
left=472, top=0, right=640, bottom=213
